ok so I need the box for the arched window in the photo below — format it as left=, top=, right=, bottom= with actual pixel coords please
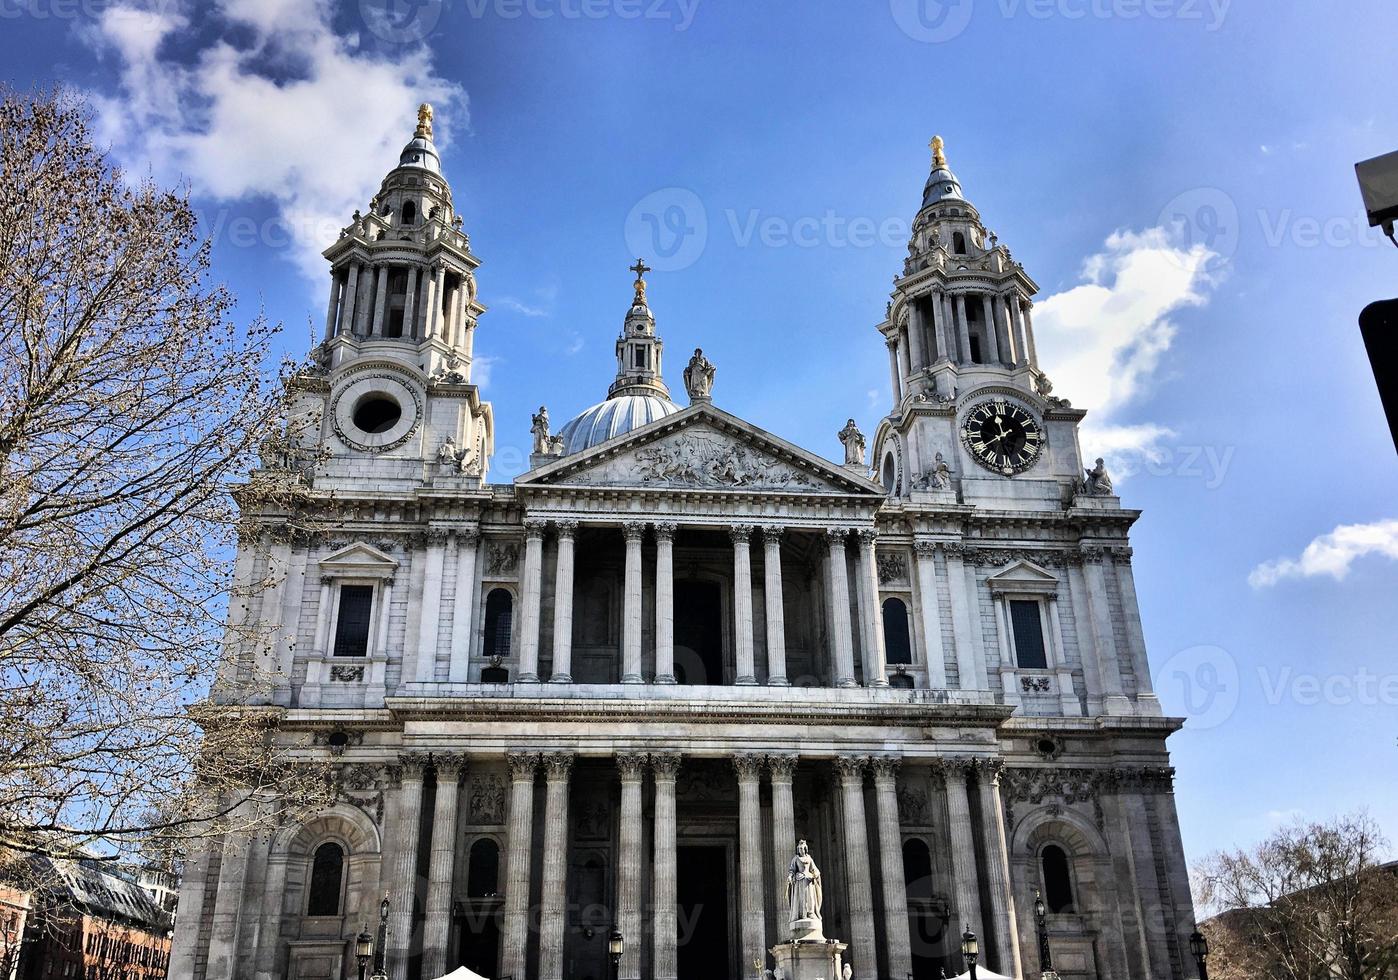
left=483, top=589, right=513, bottom=660
left=466, top=839, right=500, bottom=897
left=882, top=598, right=912, bottom=665
left=1042, top=844, right=1076, bottom=913
left=902, top=838, right=933, bottom=901
left=306, top=842, right=344, bottom=916
left=881, top=453, right=897, bottom=494
left=401, top=200, right=417, bottom=226
left=952, top=231, right=967, bottom=254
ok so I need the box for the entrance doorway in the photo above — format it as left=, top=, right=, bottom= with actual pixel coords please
left=673, top=580, right=723, bottom=685
left=676, top=844, right=731, bottom=980
left=456, top=908, right=500, bottom=978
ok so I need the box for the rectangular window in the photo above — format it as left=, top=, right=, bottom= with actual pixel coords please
left=333, top=585, right=375, bottom=657
left=1009, top=599, right=1048, bottom=669
left=634, top=346, right=645, bottom=368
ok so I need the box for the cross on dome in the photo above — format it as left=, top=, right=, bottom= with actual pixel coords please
left=629, top=258, right=652, bottom=304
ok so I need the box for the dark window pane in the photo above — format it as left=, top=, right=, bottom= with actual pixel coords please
left=467, top=839, right=500, bottom=897
left=882, top=598, right=912, bottom=665
left=1010, top=599, right=1048, bottom=669
left=307, top=842, right=344, bottom=916
left=483, top=589, right=513, bottom=660
left=1043, top=844, right=1075, bottom=913
left=902, top=838, right=933, bottom=901
left=333, top=585, right=374, bottom=657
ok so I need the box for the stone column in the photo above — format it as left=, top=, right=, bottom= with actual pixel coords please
left=731, top=525, right=757, bottom=685
left=374, top=576, right=395, bottom=660
left=897, top=333, right=912, bottom=382
left=944, top=545, right=985, bottom=690
left=500, top=753, right=539, bottom=980
left=885, top=338, right=902, bottom=405
left=414, top=529, right=449, bottom=683
left=202, top=797, right=259, bottom=980
left=338, top=262, right=360, bottom=335
left=979, top=293, right=1000, bottom=365
left=550, top=520, right=578, bottom=682
left=616, top=754, right=647, bottom=980
left=402, top=265, right=419, bottom=340
left=324, top=269, right=342, bottom=340
left=387, top=755, right=428, bottom=979
left=933, top=289, right=952, bottom=363
left=906, top=299, right=926, bottom=371
left=1022, top=300, right=1039, bottom=366
left=767, top=755, right=797, bottom=922
left=835, top=758, right=877, bottom=979
left=538, top=752, right=575, bottom=980
left=826, top=529, right=857, bottom=687
left=976, top=762, right=1023, bottom=976
left=1113, top=549, right=1159, bottom=709
left=651, top=753, right=682, bottom=980
left=762, top=527, right=789, bottom=686
left=448, top=530, right=479, bottom=683
left=1081, top=549, right=1129, bottom=711
left=371, top=263, right=390, bottom=336
left=872, top=758, right=913, bottom=980
left=735, top=755, right=766, bottom=965
left=427, top=263, right=447, bottom=338
left=311, top=576, right=334, bottom=656
left=168, top=837, right=213, bottom=978
left=622, top=522, right=645, bottom=683
left=855, top=529, right=889, bottom=687
left=954, top=293, right=972, bottom=364
left=353, top=259, right=373, bottom=335
left=941, top=761, right=984, bottom=944
left=518, top=521, right=546, bottom=682
left=422, top=755, right=466, bottom=978
left=654, top=523, right=677, bottom=683
left=912, top=542, right=947, bottom=687
left=939, top=290, right=956, bottom=363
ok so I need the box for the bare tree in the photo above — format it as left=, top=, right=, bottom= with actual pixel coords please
left=1197, top=812, right=1398, bottom=980
left=0, top=87, right=329, bottom=867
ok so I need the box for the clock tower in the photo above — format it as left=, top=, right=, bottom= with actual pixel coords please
left=870, top=137, right=1089, bottom=506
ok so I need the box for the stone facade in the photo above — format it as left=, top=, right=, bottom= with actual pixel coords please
left=170, top=114, right=1198, bottom=980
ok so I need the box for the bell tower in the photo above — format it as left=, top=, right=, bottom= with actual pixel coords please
left=278, top=103, right=495, bottom=487
left=871, top=138, right=1089, bottom=502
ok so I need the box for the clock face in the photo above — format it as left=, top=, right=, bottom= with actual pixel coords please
left=961, top=398, right=1044, bottom=475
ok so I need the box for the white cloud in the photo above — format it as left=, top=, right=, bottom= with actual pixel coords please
left=1033, top=227, right=1220, bottom=475
left=494, top=297, right=551, bottom=318
left=1249, top=519, right=1398, bottom=588
left=84, top=0, right=464, bottom=285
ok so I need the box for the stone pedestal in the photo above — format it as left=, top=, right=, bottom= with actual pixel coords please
left=770, top=940, right=847, bottom=980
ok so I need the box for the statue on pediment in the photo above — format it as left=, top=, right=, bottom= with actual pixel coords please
left=684, top=348, right=716, bottom=403
left=1080, top=457, right=1114, bottom=496
left=838, top=419, right=866, bottom=468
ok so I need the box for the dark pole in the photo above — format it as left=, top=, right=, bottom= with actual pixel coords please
left=1035, top=890, right=1054, bottom=972
left=375, top=896, right=390, bottom=977
left=1190, top=930, right=1210, bottom=980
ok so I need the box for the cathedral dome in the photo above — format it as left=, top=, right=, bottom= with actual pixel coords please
left=558, top=394, right=682, bottom=454
left=397, top=135, right=442, bottom=175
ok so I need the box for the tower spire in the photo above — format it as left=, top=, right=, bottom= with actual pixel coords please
left=629, top=257, right=652, bottom=306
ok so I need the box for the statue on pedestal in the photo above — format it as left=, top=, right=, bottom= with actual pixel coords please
left=837, top=420, right=866, bottom=468
left=684, top=348, right=716, bottom=403
left=1080, top=456, right=1114, bottom=496
left=785, top=840, right=825, bottom=942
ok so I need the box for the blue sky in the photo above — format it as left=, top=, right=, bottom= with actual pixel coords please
left=5, top=0, right=1397, bottom=868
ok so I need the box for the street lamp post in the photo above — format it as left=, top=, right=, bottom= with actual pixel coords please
left=1034, top=890, right=1058, bottom=979
left=1189, top=930, right=1210, bottom=980
left=960, top=929, right=979, bottom=980
left=608, top=928, right=624, bottom=980
left=355, top=928, right=373, bottom=980
left=370, top=896, right=389, bottom=980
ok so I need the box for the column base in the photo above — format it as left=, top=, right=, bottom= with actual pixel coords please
left=768, top=676, right=790, bottom=686
left=549, top=673, right=572, bottom=684
left=653, top=674, right=676, bottom=685
left=622, top=673, right=644, bottom=684
left=518, top=673, right=539, bottom=683
left=837, top=678, right=859, bottom=688
left=735, top=675, right=758, bottom=686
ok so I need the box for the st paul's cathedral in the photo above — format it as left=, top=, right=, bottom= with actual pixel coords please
left=170, top=107, right=1199, bottom=980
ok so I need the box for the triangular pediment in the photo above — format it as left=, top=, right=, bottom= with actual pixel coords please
left=518, top=403, right=885, bottom=496
left=319, top=542, right=398, bottom=578
left=985, top=558, right=1058, bottom=593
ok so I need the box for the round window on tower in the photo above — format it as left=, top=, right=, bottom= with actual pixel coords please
left=352, top=394, right=402, bottom=434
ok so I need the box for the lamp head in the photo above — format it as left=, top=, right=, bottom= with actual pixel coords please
left=354, top=929, right=373, bottom=962
left=1190, top=930, right=1209, bottom=959
left=1035, top=889, right=1047, bottom=919
left=608, top=927, right=624, bottom=960
left=961, top=929, right=979, bottom=962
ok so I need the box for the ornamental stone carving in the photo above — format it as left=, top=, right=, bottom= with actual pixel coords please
left=683, top=348, right=716, bottom=402
left=766, top=755, right=797, bottom=780
left=543, top=752, right=575, bottom=780
left=624, top=433, right=816, bottom=490
left=877, top=552, right=908, bottom=584
left=837, top=419, right=867, bottom=467
left=616, top=753, right=649, bottom=780
left=506, top=752, right=540, bottom=780
left=732, top=754, right=765, bottom=780
left=1080, top=457, right=1115, bottom=496
left=468, top=773, right=506, bottom=824
left=653, top=521, right=678, bottom=541
left=650, top=753, right=682, bottom=779
left=897, top=786, right=929, bottom=825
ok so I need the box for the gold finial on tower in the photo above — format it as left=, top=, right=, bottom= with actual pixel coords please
left=930, top=135, right=947, bottom=169
left=629, top=257, right=652, bottom=304
left=415, top=102, right=434, bottom=139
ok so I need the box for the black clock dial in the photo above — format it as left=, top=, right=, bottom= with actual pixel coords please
left=961, top=399, right=1044, bottom=474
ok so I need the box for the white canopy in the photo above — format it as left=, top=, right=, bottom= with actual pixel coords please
left=949, top=970, right=1017, bottom=980
left=427, top=968, right=494, bottom=980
